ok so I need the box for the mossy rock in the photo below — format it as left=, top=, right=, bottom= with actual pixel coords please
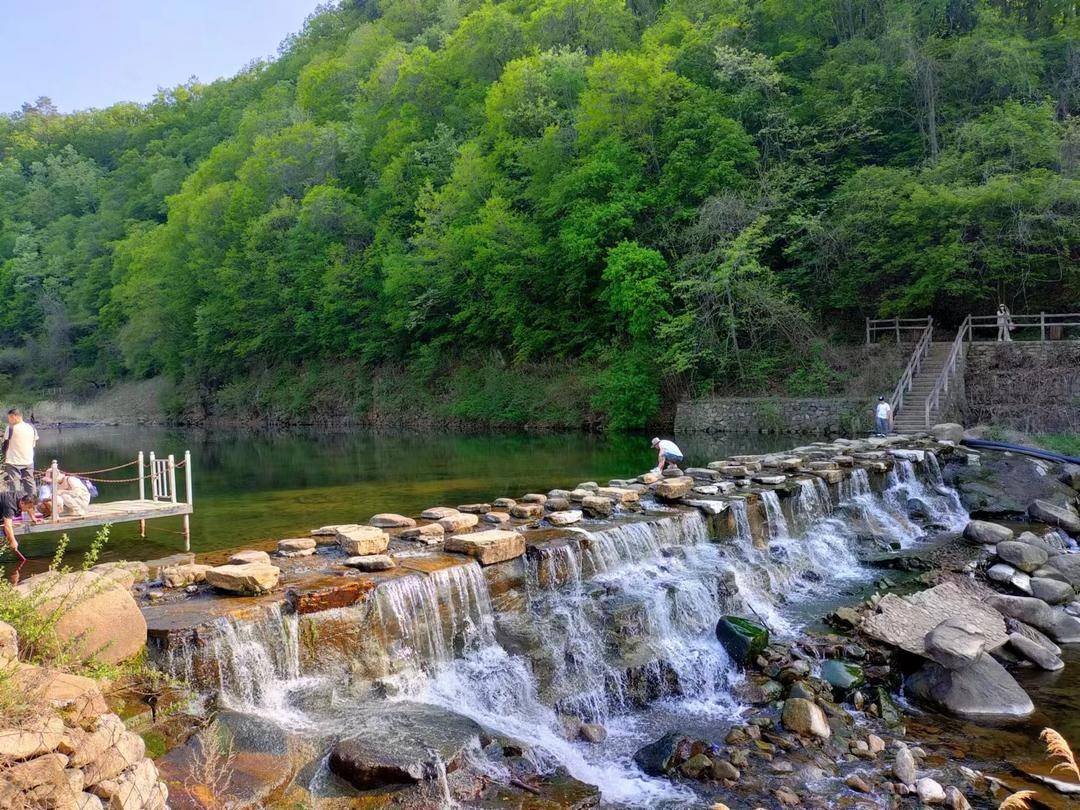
left=821, top=660, right=864, bottom=691
left=715, top=616, right=769, bottom=666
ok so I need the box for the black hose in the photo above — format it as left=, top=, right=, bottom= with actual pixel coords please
left=961, top=438, right=1080, bottom=466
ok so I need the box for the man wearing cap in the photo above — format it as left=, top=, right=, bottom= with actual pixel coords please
left=874, top=397, right=893, bottom=436
left=651, top=437, right=684, bottom=472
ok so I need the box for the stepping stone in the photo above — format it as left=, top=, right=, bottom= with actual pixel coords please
left=438, top=513, right=479, bottom=533
left=369, top=513, right=416, bottom=528
left=206, top=563, right=280, bottom=595
left=229, top=550, right=271, bottom=566
left=277, top=538, right=316, bottom=557
left=344, top=555, right=396, bottom=572
left=482, top=511, right=510, bottom=525
left=547, top=510, right=582, bottom=526
left=399, top=523, right=444, bottom=544
left=337, top=526, right=390, bottom=556
left=420, top=507, right=459, bottom=520
left=444, top=530, right=525, bottom=565
left=457, top=503, right=491, bottom=514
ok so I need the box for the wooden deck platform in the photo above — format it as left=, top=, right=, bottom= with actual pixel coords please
left=16, top=499, right=192, bottom=536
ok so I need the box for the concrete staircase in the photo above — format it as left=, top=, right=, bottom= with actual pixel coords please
left=892, top=341, right=953, bottom=432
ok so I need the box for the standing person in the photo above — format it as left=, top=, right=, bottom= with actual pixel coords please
left=0, top=489, right=37, bottom=561
left=996, top=304, right=1013, bottom=342
left=874, top=397, right=893, bottom=436
left=651, top=437, right=684, bottom=472
left=3, top=409, right=38, bottom=500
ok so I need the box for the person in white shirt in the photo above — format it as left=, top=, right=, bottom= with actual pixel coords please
left=42, top=469, right=91, bottom=516
left=651, top=437, right=684, bottom=472
left=3, top=408, right=38, bottom=499
left=874, top=397, right=893, bottom=436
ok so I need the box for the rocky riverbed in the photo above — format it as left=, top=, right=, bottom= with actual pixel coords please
left=4, top=426, right=1080, bottom=809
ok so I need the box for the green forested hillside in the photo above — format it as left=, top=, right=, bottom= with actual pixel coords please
left=0, top=0, right=1077, bottom=428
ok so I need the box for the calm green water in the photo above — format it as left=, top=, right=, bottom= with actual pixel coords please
left=13, top=426, right=793, bottom=567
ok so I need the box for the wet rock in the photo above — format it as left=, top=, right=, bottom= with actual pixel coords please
left=420, top=506, right=459, bottom=520
left=545, top=497, right=571, bottom=512
left=989, top=594, right=1080, bottom=642
left=715, top=616, right=769, bottom=666
left=547, top=510, right=582, bottom=526
left=1041, top=553, right=1080, bottom=587
left=328, top=702, right=482, bottom=789
left=1030, top=577, right=1074, bottom=604
left=343, top=554, right=396, bottom=572
left=369, top=513, right=416, bottom=528
left=205, top=563, right=281, bottom=595
left=228, top=549, right=271, bottom=566
left=633, top=732, right=691, bottom=776
left=1005, top=617, right=1061, bottom=655
left=845, top=773, right=873, bottom=793
left=445, top=529, right=525, bottom=565
left=653, top=477, right=693, bottom=500
left=924, top=617, right=988, bottom=670
left=1006, top=631, right=1064, bottom=670
left=510, top=503, right=545, bottom=519
left=277, top=537, right=316, bottom=557
left=830, top=607, right=862, bottom=628
left=987, top=563, right=1015, bottom=584
left=917, top=777, right=946, bottom=804
left=1029, top=499, right=1080, bottom=534
left=944, top=785, right=972, bottom=810
left=963, top=520, right=1013, bottom=545
left=336, top=525, right=390, bottom=556
left=581, top=496, right=614, bottom=518
left=996, top=540, right=1048, bottom=572
left=893, top=744, right=917, bottom=786
left=775, top=786, right=801, bottom=806
left=868, top=734, right=885, bottom=754
left=1016, top=531, right=1062, bottom=555
left=947, top=453, right=1076, bottom=518
left=399, top=523, right=445, bottom=544
left=781, top=698, right=830, bottom=739
left=482, top=511, right=510, bottom=525
left=711, top=759, right=739, bottom=780
left=820, top=660, right=864, bottom=690
left=160, top=563, right=212, bottom=588
left=679, top=753, right=712, bottom=778
left=905, top=654, right=1033, bottom=718
left=596, top=487, right=639, bottom=505
left=579, top=723, right=607, bottom=744
left=863, top=582, right=1008, bottom=655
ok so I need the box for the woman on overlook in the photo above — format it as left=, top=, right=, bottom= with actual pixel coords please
left=996, top=303, right=1013, bottom=341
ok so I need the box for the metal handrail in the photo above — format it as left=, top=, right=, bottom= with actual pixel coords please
left=924, top=314, right=972, bottom=428
left=888, top=317, right=934, bottom=416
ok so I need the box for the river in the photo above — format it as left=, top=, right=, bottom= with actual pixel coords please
left=19, top=425, right=794, bottom=566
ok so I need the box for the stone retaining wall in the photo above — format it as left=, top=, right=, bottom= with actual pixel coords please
left=964, top=343, right=1080, bottom=432
left=674, top=397, right=870, bottom=434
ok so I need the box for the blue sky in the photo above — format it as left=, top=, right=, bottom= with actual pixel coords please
left=0, top=0, right=325, bottom=114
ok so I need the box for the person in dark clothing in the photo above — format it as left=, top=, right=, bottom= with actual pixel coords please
left=1, top=489, right=37, bottom=561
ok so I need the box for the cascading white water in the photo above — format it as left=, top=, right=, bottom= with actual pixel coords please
left=885, top=456, right=968, bottom=536
left=760, top=490, right=790, bottom=541
left=839, top=468, right=871, bottom=501
left=794, top=478, right=832, bottom=530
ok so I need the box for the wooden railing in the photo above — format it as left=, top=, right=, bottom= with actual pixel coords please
left=866, top=316, right=933, bottom=344
left=968, top=312, right=1080, bottom=341
left=923, top=315, right=971, bottom=429
left=888, top=317, right=934, bottom=416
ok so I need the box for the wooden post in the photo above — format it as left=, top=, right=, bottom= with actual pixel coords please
left=50, top=460, right=59, bottom=525
left=183, top=450, right=192, bottom=552
left=1040, top=312, right=1045, bottom=342
left=167, top=455, right=177, bottom=505
left=865, top=318, right=871, bottom=345
left=148, top=452, right=156, bottom=500
left=137, top=451, right=145, bottom=501
left=895, top=319, right=901, bottom=344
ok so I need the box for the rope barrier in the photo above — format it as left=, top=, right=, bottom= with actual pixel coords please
left=27, top=455, right=186, bottom=484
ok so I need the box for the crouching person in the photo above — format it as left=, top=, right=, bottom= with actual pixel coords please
left=43, top=469, right=91, bottom=516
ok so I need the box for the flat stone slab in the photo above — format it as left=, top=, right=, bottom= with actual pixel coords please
left=444, top=529, right=525, bottom=565
left=862, top=581, right=1007, bottom=656
left=546, top=510, right=582, bottom=526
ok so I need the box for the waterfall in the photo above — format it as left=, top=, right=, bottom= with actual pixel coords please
left=566, top=511, right=709, bottom=576
left=794, top=478, right=832, bottom=530
left=839, top=468, right=871, bottom=502
left=885, top=456, right=967, bottom=536
left=760, top=490, right=790, bottom=541
left=160, top=605, right=314, bottom=725
left=373, top=562, right=495, bottom=670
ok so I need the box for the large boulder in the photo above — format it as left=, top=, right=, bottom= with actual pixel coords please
left=1040, top=553, right=1080, bottom=587
left=1007, top=632, right=1063, bottom=671
left=653, top=477, right=694, bottom=500
left=989, top=594, right=1080, bottom=642
left=328, top=703, right=481, bottom=789
left=1029, top=577, right=1074, bottom=605
left=931, top=423, right=964, bottom=443
left=781, top=698, right=831, bottom=739
left=15, top=570, right=147, bottom=665
left=996, top=540, right=1048, bottom=573
left=632, top=732, right=692, bottom=776
left=715, top=616, right=769, bottom=666
left=205, top=563, right=281, bottom=595
left=1029, top=499, right=1080, bottom=534
left=924, top=617, right=988, bottom=670
left=906, top=655, right=1034, bottom=718
left=963, top=520, right=1013, bottom=545
left=945, top=453, right=1076, bottom=519
left=444, top=530, right=525, bottom=565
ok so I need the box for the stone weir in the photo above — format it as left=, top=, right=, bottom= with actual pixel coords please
left=139, top=432, right=977, bottom=808
left=143, top=433, right=962, bottom=680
